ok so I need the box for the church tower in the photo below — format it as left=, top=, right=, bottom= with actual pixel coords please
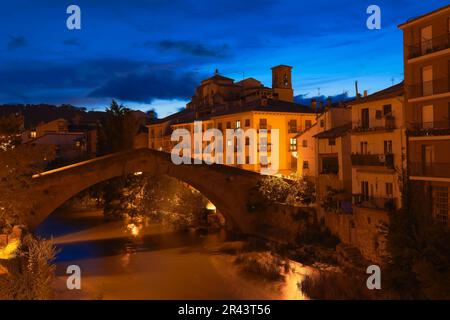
left=271, top=65, right=293, bottom=102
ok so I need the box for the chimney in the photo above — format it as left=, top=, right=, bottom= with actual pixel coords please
left=355, top=81, right=360, bottom=100
left=363, top=90, right=368, bottom=97
left=311, top=98, right=317, bottom=112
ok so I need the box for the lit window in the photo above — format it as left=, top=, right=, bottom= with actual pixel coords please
left=30, top=131, right=37, bottom=139
left=290, top=138, right=297, bottom=151
left=236, top=120, right=241, bottom=129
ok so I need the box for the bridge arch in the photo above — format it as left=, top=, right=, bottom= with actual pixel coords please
left=28, top=149, right=262, bottom=234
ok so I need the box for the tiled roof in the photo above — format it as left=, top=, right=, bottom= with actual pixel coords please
left=314, top=123, right=352, bottom=139
left=149, top=99, right=315, bottom=126
left=349, top=82, right=404, bottom=105
left=398, top=5, right=450, bottom=28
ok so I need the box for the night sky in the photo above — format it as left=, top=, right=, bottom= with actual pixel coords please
left=0, top=0, right=448, bottom=117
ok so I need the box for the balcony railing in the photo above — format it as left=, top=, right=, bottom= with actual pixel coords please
left=408, top=121, right=450, bottom=136
left=352, top=116, right=396, bottom=132
left=409, top=162, right=450, bottom=178
left=353, top=194, right=396, bottom=212
left=408, top=77, right=450, bottom=99
left=288, top=127, right=299, bottom=134
left=351, top=153, right=394, bottom=168
left=407, top=33, right=450, bottom=59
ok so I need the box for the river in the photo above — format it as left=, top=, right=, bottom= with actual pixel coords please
left=36, top=209, right=314, bottom=300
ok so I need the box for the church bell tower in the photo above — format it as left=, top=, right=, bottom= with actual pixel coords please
left=271, top=65, right=294, bottom=102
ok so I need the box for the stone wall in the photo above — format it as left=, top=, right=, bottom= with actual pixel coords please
left=319, top=207, right=389, bottom=264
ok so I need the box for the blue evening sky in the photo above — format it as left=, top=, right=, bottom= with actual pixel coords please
left=0, top=0, right=448, bottom=117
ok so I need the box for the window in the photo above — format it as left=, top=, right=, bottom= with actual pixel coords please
left=421, top=25, right=433, bottom=55
left=236, top=120, right=241, bottom=129
left=384, top=140, right=393, bottom=154
left=320, top=119, right=324, bottom=127
left=361, top=108, right=369, bottom=128
left=245, top=137, right=250, bottom=145
left=375, top=110, right=382, bottom=119
left=422, top=65, right=433, bottom=96
left=245, top=119, right=250, bottom=127
left=303, top=161, right=309, bottom=169
left=361, top=181, right=369, bottom=201
left=226, top=122, right=231, bottom=129
left=328, top=138, right=336, bottom=146
left=360, top=141, right=368, bottom=154
left=321, top=156, right=338, bottom=174
left=226, top=140, right=232, bottom=147
left=217, top=122, right=223, bottom=131
left=383, top=104, right=392, bottom=115
left=30, top=130, right=37, bottom=139
left=432, top=187, right=449, bottom=226
left=259, top=118, right=268, bottom=129
left=289, top=138, right=297, bottom=151
left=386, top=183, right=393, bottom=197
left=422, top=105, right=434, bottom=128
left=302, top=140, right=308, bottom=148
left=288, top=120, right=297, bottom=133
left=305, top=120, right=312, bottom=129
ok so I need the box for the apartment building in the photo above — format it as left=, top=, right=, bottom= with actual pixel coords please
left=399, top=5, right=450, bottom=226
left=295, top=105, right=352, bottom=200
left=148, top=66, right=317, bottom=175
left=350, top=83, right=406, bottom=213
left=345, top=83, right=405, bottom=261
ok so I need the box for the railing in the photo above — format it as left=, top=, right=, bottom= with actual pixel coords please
left=352, top=116, right=396, bottom=132
left=288, top=127, right=299, bottom=134
left=408, top=77, right=450, bottom=99
left=407, top=33, right=450, bottom=59
left=408, top=121, right=450, bottom=136
left=351, top=153, right=394, bottom=168
left=409, top=162, right=450, bottom=178
left=353, top=194, right=396, bottom=211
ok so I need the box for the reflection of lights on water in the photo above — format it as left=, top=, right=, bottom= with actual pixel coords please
left=127, top=223, right=140, bottom=237
left=206, top=201, right=216, bottom=211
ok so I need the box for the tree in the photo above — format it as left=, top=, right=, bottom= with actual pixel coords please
left=0, top=114, right=54, bottom=229
left=97, top=100, right=138, bottom=155
left=96, top=100, right=139, bottom=219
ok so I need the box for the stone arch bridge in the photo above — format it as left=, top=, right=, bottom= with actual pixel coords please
left=27, top=148, right=273, bottom=235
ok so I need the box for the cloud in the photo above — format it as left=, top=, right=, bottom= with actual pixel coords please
left=88, top=69, right=201, bottom=103
left=138, top=40, right=230, bottom=58
left=7, top=36, right=27, bottom=50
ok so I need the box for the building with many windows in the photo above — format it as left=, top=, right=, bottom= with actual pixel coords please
left=399, top=4, right=450, bottom=226
left=147, top=66, right=317, bottom=175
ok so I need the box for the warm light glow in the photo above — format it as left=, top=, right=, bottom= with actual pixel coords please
left=127, top=223, right=140, bottom=237
left=0, top=239, right=20, bottom=260
left=206, top=201, right=216, bottom=211
left=134, top=172, right=143, bottom=176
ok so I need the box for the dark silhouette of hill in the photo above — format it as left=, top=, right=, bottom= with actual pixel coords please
left=0, top=104, right=106, bottom=129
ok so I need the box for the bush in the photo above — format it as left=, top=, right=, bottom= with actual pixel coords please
left=234, top=251, right=289, bottom=281
left=299, top=272, right=389, bottom=300
left=0, top=235, right=57, bottom=300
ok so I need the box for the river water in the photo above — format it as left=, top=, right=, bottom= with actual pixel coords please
left=36, top=209, right=313, bottom=300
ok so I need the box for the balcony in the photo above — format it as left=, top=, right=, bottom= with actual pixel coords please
left=408, top=121, right=450, bottom=137
left=352, top=116, right=396, bottom=133
left=353, top=194, right=396, bottom=212
left=351, top=153, right=394, bottom=168
left=407, top=33, right=450, bottom=60
left=288, top=127, right=299, bottom=134
left=408, top=78, right=450, bottom=100
left=409, top=162, right=450, bottom=179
